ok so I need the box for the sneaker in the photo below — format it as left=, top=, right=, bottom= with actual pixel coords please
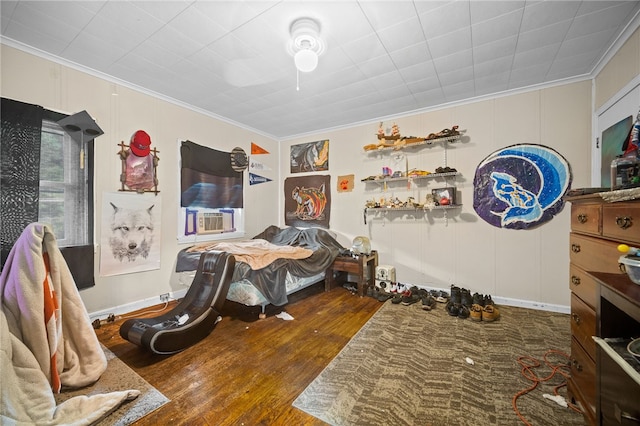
left=421, top=294, right=436, bottom=311
left=483, top=295, right=495, bottom=306
left=377, top=292, right=393, bottom=302
left=435, top=290, right=449, bottom=303
left=469, top=304, right=483, bottom=321
left=391, top=293, right=403, bottom=304
left=401, top=290, right=420, bottom=306
left=482, top=305, right=500, bottom=321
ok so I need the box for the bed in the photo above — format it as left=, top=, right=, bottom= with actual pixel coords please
left=172, top=226, right=345, bottom=318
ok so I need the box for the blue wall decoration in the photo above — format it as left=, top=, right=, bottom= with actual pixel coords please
left=473, top=144, right=572, bottom=230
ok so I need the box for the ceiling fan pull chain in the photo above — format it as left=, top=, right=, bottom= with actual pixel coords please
left=296, top=68, right=300, bottom=91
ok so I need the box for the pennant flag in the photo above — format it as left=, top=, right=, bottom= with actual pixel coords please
left=251, top=142, right=269, bottom=155
left=249, top=158, right=271, bottom=172
left=250, top=173, right=272, bottom=185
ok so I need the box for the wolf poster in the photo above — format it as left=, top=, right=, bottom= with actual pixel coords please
left=100, top=192, right=162, bottom=276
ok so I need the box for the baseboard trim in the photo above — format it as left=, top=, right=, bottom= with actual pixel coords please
left=89, top=288, right=188, bottom=321
left=89, top=285, right=570, bottom=320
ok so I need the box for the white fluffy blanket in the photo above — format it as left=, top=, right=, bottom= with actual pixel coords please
left=1, top=223, right=139, bottom=425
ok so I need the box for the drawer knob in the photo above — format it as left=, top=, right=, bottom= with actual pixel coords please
left=571, top=313, right=581, bottom=325
left=577, top=213, right=588, bottom=224
left=571, top=244, right=581, bottom=253
left=615, top=215, right=633, bottom=229
left=571, top=275, right=581, bottom=285
left=571, top=358, right=583, bottom=372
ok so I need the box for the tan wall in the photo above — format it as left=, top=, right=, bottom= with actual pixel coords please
left=281, top=81, right=592, bottom=308
left=595, top=26, right=640, bottom=110
left=1, top=45, right=280, bottom=314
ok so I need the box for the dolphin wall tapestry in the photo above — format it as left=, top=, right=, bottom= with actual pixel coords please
left=290, top=140, right=329, bottom=173
left=473, top=144, right=572, bottom=230
left=284, top=175, right=331, bottom=228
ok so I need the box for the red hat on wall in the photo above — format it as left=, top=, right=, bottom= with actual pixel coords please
left=130, top=130, right=151, bottom=157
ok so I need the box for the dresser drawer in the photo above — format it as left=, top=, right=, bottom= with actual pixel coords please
left=571, top=203, right=601, bottom=236
left=571, top=293, right=596, bottom=360
left=602, top=203, right=640, bottom=245
left=599, top=346, right=640, bottom=425
left=569, top=233, right=625, bottom=274
left=569, top=264, right=597, bottom=309
left=570, top=337, right=596, bottom=416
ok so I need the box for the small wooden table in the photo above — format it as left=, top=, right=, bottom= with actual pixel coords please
left=325, top=250, right=378, bottom=297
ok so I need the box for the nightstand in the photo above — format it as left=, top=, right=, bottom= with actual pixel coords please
left=325, top=250, right=378, bottom=297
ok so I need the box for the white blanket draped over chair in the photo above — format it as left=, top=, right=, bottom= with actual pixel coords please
left=1, top=223, right=139, bottom=425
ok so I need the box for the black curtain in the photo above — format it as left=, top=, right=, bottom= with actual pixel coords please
left=1, top=98, right=44, bottom=266
left=180, top=140, right=243, bottom=208
left=1, top=98, right=95, bottom=289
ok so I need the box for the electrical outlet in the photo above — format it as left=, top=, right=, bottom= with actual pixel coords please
left=159, top=293, right=170, bottom=302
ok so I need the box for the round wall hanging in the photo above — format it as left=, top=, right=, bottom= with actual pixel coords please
left=473, top=144, right=572, bottom=230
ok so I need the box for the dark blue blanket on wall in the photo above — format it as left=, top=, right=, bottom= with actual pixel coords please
left=176, top=226, right=344, bottom=306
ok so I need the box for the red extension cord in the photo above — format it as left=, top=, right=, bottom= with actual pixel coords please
left=512, top=349, right=583, bottom=425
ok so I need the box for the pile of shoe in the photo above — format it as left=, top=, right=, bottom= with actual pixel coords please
left=369, top=285, right=438, bottom=311
left=446, top=285, right=500, bottom=322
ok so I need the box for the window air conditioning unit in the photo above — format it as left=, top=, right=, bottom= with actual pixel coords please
left=196, top=211, right=234, bottom=235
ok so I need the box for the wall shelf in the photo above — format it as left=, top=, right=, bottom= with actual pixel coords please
left=363, top=134, right=461, bottom=154
left=361, top=171, right=459, bottom=184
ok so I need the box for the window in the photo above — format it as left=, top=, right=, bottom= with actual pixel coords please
left=38, top=119, right=89, bottom=247
left=0, top=98, right=94, bottom=288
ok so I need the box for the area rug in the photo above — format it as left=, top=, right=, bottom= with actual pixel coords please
left=293, top=301, right=585, bottom=426
left=55, top=346, right=169, bottom=425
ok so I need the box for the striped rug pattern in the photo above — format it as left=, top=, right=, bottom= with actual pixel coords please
left=293, top=301, right=586, bottom=425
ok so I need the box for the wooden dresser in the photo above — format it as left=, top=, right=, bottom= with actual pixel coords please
left=567, top=194, right=640, bottom=425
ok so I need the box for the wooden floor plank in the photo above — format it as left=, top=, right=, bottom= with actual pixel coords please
left=95, top=283, right=381, bottom=425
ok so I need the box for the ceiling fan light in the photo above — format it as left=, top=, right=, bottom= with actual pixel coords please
left=294, top=49, right=318, bottom=73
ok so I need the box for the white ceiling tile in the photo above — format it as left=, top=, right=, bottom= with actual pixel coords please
left=567, top=2, right=639, bottom=40
left=356, top=55, right=397, bottom=79
left=406, top=76, right=442, bottom=94
left=419, top=1, right=471, bottom=39
left=432, top=49, right=473, bottom=75
left=442, top=79, right=475, bottom=101
left=2, top=0, right=637, bottom=138
left=516, top=20, right=571, bottom=54
left=428, top=27, right=472, bottom=59
left=399, top=62, right=434, bottom=82
left=471, top=8, right=522, bottom=47
left=359, top=1, right=420, bottom=29
left=166, top=6, right=228, bottom=46
left=438, top=66, right=474, bottom=87
left=2, top=18, right=69, bottom=54
left=473, top=36, right=517, bottom=64
left=513, top=44, right=560, bottom=70
left=474, top=56, right=513, bottom=77
left=341, top=32, right=388, bottom=64
left=520, top=1, right=581, bottom=33
left=474, top=71, right=510, bottom=96
left=148, top=24, right=205, bottom=57
left=388, top=41, right=431, bottom=69
left=469, top=1, right=524, bottom=24
left=376, top=16, right=425, bottom=52
left=557, top=27, right=617, bottom=58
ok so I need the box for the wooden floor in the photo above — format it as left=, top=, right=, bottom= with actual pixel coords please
left=95, top=283, right=381, bottom=425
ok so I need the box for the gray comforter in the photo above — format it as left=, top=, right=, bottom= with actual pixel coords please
left=176, top=226, right=344, bottom=306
